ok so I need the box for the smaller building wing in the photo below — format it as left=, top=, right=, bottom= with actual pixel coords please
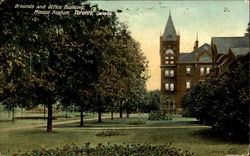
left=177, top=43, right=212, bottom=63
left=212, top=37, right=249, bottom=54
left=230, top=48, right=250, bottom=56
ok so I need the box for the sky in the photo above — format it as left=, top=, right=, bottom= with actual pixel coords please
left=93, top=0, right=249, bottom=90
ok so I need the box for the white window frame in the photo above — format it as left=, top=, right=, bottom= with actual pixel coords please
left=165, top=70, right=169, bottom=77
left=206, top=67, right=210, bottom=74
left=200, top=67, right=205, bottom=75
left=186, top=67, right=191, bottom=74
left=170, top=70, right=174, bottom=77
left=170, top=83, right=174, bottom=91
left=165, top=83, right=169, bottom=90
left=186, top=81, right=191, bottom=89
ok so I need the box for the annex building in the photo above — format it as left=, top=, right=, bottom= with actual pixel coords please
left=159, top=13, right=249, bottom=112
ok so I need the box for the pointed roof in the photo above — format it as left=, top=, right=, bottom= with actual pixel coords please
left=163, top=12, right=177, bottom=41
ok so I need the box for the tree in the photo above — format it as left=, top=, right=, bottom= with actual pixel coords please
left=182, top=54, right=249, bottom=140
left=0, top=0, right=113, bottom=131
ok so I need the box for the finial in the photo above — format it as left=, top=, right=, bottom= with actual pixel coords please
left=196, top=32, right=198, bottom=41
left=169, top=10, right=171, bottom=16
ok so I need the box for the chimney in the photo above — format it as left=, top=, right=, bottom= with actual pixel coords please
left=193, top=32, right=199, bottom=51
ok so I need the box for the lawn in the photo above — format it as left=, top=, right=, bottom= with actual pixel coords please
left=0, top=115, right=248, bottom=156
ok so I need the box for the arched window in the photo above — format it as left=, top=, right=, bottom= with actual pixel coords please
left=165, top=49, right=174, bottom=54
left=199, top=55, right=212, bottom=62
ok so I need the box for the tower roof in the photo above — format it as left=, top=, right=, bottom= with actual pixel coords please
left=163, top=12, right=177, bottom=41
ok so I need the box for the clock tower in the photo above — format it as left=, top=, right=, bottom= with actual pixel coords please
left=159, top=12, right=180, bottom=111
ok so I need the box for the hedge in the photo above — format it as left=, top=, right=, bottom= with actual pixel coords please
left=16, top=143, right=193, bottom=156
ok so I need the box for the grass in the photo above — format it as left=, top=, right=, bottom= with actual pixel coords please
left=0, top=115, right=248, bottom=156
left=52, top=114, right=201, bottom=128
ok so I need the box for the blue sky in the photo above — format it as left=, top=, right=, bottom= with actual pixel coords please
left=93, top=1, right=249, bottom=90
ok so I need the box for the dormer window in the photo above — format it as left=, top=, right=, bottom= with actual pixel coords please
left=199, top=55, right=211, bottom=62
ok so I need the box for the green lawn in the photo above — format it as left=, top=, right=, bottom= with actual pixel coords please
left=0, top=115, right=248, bottom=156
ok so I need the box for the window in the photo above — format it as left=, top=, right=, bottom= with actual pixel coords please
left=165, top=70, right=174, bottom=77
left=165, top=56, right=169, bottom=60
left=200, top=67, right=205, bottom=75
left=165, top=70, right=169, bottom=77
left=165, top=49, right=174, bottom=54
left=170, top=70, right=174, bottom=77
left=170, top=83, right=174, bottom=91
left=206, top=67, right=210, bottom=74
left=186, top=67, right=191, bottom=74
left=186, top=81, right=191, bottom=89
left=165, top=83, right=169, bottom=90
left=165, top=83, right=174, bottom=91
left=170, top=56, right=174, bottom=60
left=165, top=61, right=169, bottom=64
left=170, top=61, right=174, bottom=64
left=199, top=55, right=212, bottom=62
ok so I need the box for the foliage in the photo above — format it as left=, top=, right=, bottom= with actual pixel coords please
left=17, top=143, right=193, bottom=156
left=96, top=131, right=128, bottom=137
left=127, top=120, right=145, bottom=125
left=148, top=111, right=173, bottom=120
left=142, top=90, right=160, bottom=113
left=0, top=0, right=148, bottom=130
left=182, top=54, right=249, bottom=140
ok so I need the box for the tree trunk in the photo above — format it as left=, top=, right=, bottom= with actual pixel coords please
left=44, top=104, right=46, bottom=120
left=47, top=104, right=53, bottom=132
left=80, top=104, right=84, bottom=126
left=119, top=105, right=123, bottom=118
left=98, top=104, right=102, bottom=123
left=126, top=110, right=129, bottom=118
left=111, top=111, right=114, bottom=120
left=126, top=102, right=129, bottom=118
left=65, top=106, right=68, bottom=119
left=12, top=107, right=14, bottom=124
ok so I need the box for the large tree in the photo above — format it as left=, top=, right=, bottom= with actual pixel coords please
left=0, top=0, right=117, bottom=131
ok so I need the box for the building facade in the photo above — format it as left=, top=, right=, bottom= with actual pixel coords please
left=159, top=13, right=213, bottom=111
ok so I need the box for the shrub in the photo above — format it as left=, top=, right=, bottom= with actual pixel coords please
left=17, top=143, right=194, bottom=156
left=96, top=131, right=128, bottom=137
left=148, top=111, right=173, bottom=120
left=127, top=120, right=145, bottom=125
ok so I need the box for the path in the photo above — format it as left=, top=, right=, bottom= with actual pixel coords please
left=74, top=125, right=210, bottom=130
left=0, top=116, right=114, bottom=133
left=0, top=114, right=210, bottom=132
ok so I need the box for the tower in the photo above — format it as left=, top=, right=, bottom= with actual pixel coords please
left=159, top=12, right=180, bottom=111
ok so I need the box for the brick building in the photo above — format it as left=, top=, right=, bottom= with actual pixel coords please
left=159, top=13, right=213, bottom=111
left=159, top=14, right=249, bottom=111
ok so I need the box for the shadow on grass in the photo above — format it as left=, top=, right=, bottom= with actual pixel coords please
left=191, top=128, right=248, bottom=144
